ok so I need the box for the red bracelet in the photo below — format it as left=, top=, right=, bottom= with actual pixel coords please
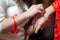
left=12, top=16, right=17, bottom=29
left=11, top=14, right=19, bottom=34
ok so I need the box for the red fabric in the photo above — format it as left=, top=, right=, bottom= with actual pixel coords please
left=51, top=0, right=60, bottom=40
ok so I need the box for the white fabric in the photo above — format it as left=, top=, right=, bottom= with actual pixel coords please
left=7, top=6, right=23, bottom=17
left=0, top=23, right=2, bottom=32
left=0, top=0, right=29, bottom=40
left=0, top=6, right=5, bottom=23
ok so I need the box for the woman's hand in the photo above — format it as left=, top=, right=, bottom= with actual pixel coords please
left=34, top=16, right=48, bottom=33
left=25, top=4, right=45, bottom=35
left=26, top=4, right=45, bottom=18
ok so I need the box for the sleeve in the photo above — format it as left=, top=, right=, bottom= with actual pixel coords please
left=0, top=0, right=20, bottom=32
left=0, top=23, right=3, bottom=32
left=0, top=6, right=6, bottom=32
left=6, top=0, right=18, bottom=7
left=0, top=6, right=5, bottom=22
left=0, top=0, right=7, bottom=32
left=0, top=0, right=6, bottom=22
left=51, top=0, right=60, bottom=11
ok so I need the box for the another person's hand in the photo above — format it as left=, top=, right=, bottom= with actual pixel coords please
left=34, top=17, right=47, bottom=33
left=34, top=16, right=51, bottom=34
left=25, top=4, right=45, bottom=35
left=34, top=6, right=54, bottom=34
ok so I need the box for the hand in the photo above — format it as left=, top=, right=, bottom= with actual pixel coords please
left=26, top=4, right=45, bottom=18
left=25, top=17, right=47, bottom=35
left=34, top=16, right=51, bottom=34
left=34, top=17, right=48, bottom=33
left=25, top=25, right=34, bottom=35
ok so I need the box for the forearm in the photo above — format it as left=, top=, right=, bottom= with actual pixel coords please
left=1, top=18, right=14, bottom=30
left=1, top=12, right=30, bottom=30
left=44, top=6, right=55, bottom=18
left=15, top=12, right=31, bottom=26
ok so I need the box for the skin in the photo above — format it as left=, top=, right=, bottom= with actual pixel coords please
left=1, top=4, right=44, bottom=31
left=26, top=5, right=55, bottom=35
left=25, top=4, right=45, bottom=35
left=34, top=5, right=55, bottom=33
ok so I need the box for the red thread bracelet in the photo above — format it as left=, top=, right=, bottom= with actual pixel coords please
left=12, top=16, right=17, bottom=29
left=11, top=15, right=19, bottom=34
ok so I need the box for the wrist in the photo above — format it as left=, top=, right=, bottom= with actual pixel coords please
left=24, top=11, right=31, bottom=18
left=11, top=16, right=19, bottom=34
left=44, top=6, right=55, bottom=18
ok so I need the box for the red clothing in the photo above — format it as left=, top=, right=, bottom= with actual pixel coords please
left=51, top=0, right=60, bottom=40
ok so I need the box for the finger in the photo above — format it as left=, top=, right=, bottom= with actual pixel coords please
left=35, top=24, right=41, bottom=34
left=39, top=6, right=45, bottom=14
left=35, top=17, right=45, bottom=33
left=41, top=11, right=45, bottom=16
left=37, top=4, right=43, bottom=7
left=34, top=22, right=38, bottom=31
left=38, top=10, right=42, bottom=13
left=37, top=4, right=45, bottom=11
left=38, top=10, right=44, bottom=15
left=40, top=6, right=45, bottom=11
left=38, top=10, right=45, bottom=16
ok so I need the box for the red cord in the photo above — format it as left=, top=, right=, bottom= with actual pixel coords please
left=11, top=14, right=19, bottom=34
left=12, top=16, right=17, bottom=29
